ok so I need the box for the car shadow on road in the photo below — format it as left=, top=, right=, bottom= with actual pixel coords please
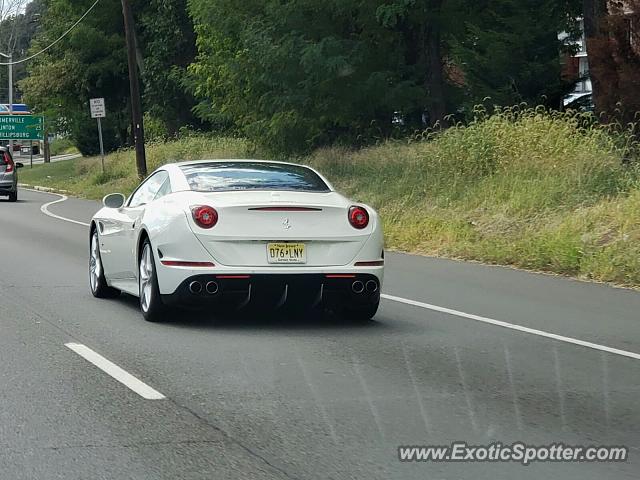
left=113, top=295, right=389, bottom=331
left=171, top=309, right=386, bottom=332
left=117, top=294, right=385, bottom=332
left=112, top=294, right=398, bottom=334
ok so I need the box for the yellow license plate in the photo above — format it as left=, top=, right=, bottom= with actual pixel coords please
left=267, top=243, right=307, bottom=264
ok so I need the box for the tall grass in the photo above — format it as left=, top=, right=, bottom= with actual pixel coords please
left=20, top=108, right=640, bottom=286
left=306, top=106, right=640, bottom=285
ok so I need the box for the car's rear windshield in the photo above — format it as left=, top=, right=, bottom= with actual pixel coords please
left=180, top=162, right=330, bottom=192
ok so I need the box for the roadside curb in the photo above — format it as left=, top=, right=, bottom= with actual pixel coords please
left=18, top=183, right=69, bottom=195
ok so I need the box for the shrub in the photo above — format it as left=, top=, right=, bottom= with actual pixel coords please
left=49, top=137, right=78, bottom=156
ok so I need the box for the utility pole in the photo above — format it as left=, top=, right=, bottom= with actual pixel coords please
left=0, top=52, right=14, bottom=152
left=8, top=51, right=12, bottom=154
left=121, top=0, right=147, bottom=179
left=0, top=51, right=14, bottom=152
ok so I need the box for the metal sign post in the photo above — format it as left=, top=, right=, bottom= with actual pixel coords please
left=96, top=117, right=105, bottom=172
left=90, top=98, right=106, bottom=173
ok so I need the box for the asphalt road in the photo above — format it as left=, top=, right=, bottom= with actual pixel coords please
left=0, top=188, right=639, bottom=479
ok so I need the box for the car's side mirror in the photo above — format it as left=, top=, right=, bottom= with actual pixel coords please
left=103, top=193, right=126, bottom=209
left=15, top=162, right=24, bottom=169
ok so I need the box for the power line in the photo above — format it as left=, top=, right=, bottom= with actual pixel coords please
left=0, top=0, right=101, bottom=66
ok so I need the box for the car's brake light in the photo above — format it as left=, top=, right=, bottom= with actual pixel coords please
left=248, top=207, right=322, bottom=212
left=348, top=206, right=369, bottom=229
left=3, top=153, right=14, bottom=173
left=191, top=205, right=218, bottom=229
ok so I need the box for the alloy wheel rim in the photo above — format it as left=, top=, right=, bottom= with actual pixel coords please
left=139, top=244, right=153, bottom=312
left=89, top=232, right=101, bottom=292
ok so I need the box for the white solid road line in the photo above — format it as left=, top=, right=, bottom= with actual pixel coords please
left=38, top=192, right=90, bottom=227
left=65, top=343, right=166, bottom=400
left=382, top=294, right=640, bottom=361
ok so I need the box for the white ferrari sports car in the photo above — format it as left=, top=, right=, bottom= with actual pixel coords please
left=89, top=160, right=384, bottom=322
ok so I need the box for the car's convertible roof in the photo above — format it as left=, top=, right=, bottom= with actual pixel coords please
left=172, top=159, right=304, bottom=169
left=160, top=159, right=333, bottom=192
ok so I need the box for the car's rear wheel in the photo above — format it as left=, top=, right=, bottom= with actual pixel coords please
left=343, top=301, right=379, bottom=321
left=8, top=190, right=17, bottom=202
left=89, top=230, right=120, bottom=298
left=139, top=239, right=168, bottom=322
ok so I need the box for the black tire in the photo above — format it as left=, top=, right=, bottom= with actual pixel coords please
left=89, top=229, right=120, bottom=299
left=8, top=190, right=17, bottom=202
left=343, top=301, right=379, bottom=321
left=138, top=239, right=168, bottom=322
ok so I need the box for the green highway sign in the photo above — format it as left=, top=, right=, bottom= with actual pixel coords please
left=0, top=115, right=44, bottom=140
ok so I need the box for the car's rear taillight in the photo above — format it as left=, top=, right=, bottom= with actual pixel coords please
left=191, top=205, right=218, bottom=229
left=348, top=206, right=369, bottom=229
left=3, top=153, right=14, bottom=173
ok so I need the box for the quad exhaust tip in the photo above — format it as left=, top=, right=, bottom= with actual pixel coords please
left=189, top=281, right=203, bottom=294
left=206, top=281, right=219, bottom=295
left=352, top=281, right=365, bottom=294
left=366, top=280, right=378, bottom=293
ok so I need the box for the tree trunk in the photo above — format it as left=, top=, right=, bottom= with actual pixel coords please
left=43, top=130, right=50, bottom=164
left=583, top=0, right=612, bottom=120
left=425, top=22, right=448, bottom=128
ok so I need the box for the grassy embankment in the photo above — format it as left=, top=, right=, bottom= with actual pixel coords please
left=20, top=108, right=640, bottom=287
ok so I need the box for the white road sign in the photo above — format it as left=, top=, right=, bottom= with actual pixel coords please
left=90, top=98, right=106, bottom=118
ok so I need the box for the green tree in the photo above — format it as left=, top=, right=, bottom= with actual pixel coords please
left=451, top=0, right=582, bottom=111
left=20, top=0, right=130, bottom=153
left=138, top=0, right=199, bottom=136
left=20, top=0, right=199, bottom=153
left=0, top=0, right=45, bottom=104
left=188, top=0, right=466, bottom=154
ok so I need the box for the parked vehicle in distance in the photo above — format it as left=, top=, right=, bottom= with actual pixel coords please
left=20, top=144, right=40, bottom=155
left=0, top=147, right=23, bottom=202
left=89, top=160, right=384, bottom=322
left=563, top=93, right=594, bottom=113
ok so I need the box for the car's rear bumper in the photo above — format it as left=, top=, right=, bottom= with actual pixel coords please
left=161, top=272, right=381, bottom=310
left=0, top=180, right=16, bottom=193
